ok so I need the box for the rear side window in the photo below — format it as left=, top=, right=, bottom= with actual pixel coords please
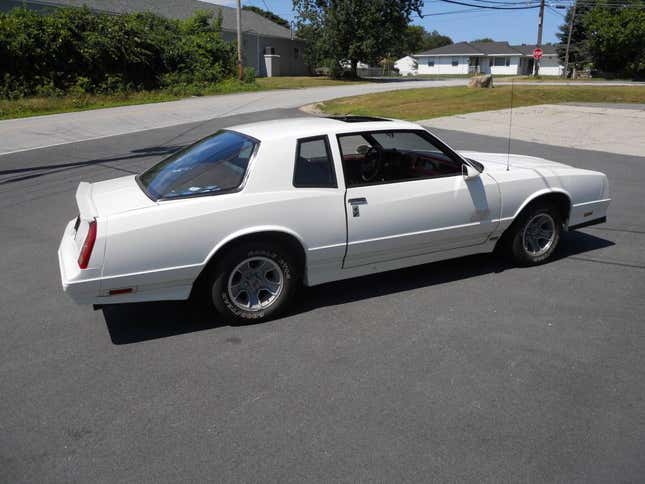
left=138, top=130, right=257, bottom=200
left=293, top=136, right=337, bottom=188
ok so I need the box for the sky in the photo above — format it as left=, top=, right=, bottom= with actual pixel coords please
left=204, top=0, right=564, bottom=45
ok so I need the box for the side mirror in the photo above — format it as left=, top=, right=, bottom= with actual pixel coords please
left=356, top=145, right=370, bottom=155
left=462, top=163, right=480, bottom=180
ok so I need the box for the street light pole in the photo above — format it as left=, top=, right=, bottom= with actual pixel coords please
left=534, top=0, right=545, bottom=76
left=236, top=0, right=243, bottom=80
left=563, top=1, right=577, bottom=78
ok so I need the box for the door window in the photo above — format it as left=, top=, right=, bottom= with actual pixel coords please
left=337, top=130, right=463, bottom=188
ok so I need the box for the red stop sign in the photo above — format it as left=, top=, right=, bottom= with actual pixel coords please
left=533, top=47, right=543, bottom=60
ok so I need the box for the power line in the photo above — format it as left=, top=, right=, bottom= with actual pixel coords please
left=457, top=0, right=541, bottom=4
left=547, top=5, right=566, bottom=15
left=421, top=7, right=484, bottom=16
left=426, top=0, right=542, bottom=10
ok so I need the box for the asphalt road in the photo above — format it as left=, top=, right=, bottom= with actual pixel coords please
left=1, top=109, right=644, bottom=483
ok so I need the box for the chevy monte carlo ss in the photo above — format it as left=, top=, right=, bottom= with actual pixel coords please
left=59, top=116, right=610, bottom=322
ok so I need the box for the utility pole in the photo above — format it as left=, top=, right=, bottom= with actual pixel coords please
left=562, top=1, right=577, bottom=78
left=236, top=0, right=243, bottom=80
left=533, top=0, right=545, bottom=76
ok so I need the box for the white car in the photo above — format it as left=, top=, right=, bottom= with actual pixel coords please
left=58, top=116, right=610, bottom=322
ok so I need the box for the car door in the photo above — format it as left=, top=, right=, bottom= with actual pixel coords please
left=338, top=130, right=500, bottom=269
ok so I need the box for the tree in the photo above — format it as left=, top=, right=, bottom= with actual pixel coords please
left=584, top=4, right=645, bottom=78
left=555, top=0, right=645, bottom=78
left=396, top=26, right=452, bottom=56
left=242, top=5, right=290, bottom=29
left=556, top=1, right=596, bottom=73
left=423, top=29, right=453, bottom=51
left=293, top=0, right=423, bottom=77
left=471, top=37, right=494, bottom=43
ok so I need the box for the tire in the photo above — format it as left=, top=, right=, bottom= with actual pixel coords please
left=507, top=202, right=562, bottom=266
left=208, top=242, right=299, bottom=324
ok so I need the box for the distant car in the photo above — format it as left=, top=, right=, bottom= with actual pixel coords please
left=58, top=116, right=610, bottom=322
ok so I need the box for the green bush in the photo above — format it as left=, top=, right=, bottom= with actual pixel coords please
left=0, top=7, right=238, bottom=98
left=326, top=59, right=344, bottom=80
left=242, top=67, right=256, bottom=84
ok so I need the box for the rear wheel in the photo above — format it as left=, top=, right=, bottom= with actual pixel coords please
left=208, top=242, right=299, bottom=324
left=507, top=203, right=562, bottom=265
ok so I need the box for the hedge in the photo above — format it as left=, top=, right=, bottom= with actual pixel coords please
left=0, top=7, right=240, bottom=98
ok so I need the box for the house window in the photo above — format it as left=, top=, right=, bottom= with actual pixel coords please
left=427, top=58, right=434, bottom=67
left=294, top=47, right=299, bottom=59
left=451, top=57, right=459, bottom=67
left=494, top=57, right=511, bottom=67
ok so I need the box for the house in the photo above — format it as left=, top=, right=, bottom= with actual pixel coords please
left=512, top=44, right=563, bottom=76
left=412, top=41, right=562, bottom=76
left=0, top=0, right=307, bottom=77
left=394, top=56, right=418, bottom=76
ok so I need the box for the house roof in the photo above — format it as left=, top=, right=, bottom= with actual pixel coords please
left=415, top=41, right=485, bottom=56
left=415, top=41, right=557, bottom=57
left=512, top=44, right=558, bottom=56
left=15, top=0, right=295, bottom=39
left=470, top=41, right=522, bottom=56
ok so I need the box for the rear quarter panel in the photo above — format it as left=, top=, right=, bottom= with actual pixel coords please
left=101, top=138, right=347, bottom=295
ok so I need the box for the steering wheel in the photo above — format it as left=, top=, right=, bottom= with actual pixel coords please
left=360, top=146, right=382, bottom=182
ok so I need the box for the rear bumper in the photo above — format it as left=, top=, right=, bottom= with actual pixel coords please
left=58, top=219, right=101, bottom=304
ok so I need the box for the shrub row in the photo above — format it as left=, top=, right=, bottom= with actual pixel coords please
left=0, top=7, right=245, bottom=98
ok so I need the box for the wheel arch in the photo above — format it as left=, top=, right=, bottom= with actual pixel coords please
left=190, top=226, right=308, bottom=299
left=495, top=189, right=572, bottom=253
left=512, top=189, right=572, bottom=225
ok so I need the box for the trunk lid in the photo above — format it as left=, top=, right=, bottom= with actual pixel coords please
left=72, top=176, right=155, bottom=256
left=79, top=175, right=155, bottom=218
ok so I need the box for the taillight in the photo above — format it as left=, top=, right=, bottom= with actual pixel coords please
left=78, top=220, right=97, bottom=269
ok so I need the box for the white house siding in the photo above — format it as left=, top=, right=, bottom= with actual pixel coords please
left=222, top=31, right=307, bottom=77
left=538, top=56, right=563, bottom=76
left=416, top=56, right=470, bottom=75
left=488, top=55, right=521, bottom=75
left=395, top=56, right=418, bottom=76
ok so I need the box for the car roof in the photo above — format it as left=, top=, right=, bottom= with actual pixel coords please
left=229, top=116, right=423, bottom=141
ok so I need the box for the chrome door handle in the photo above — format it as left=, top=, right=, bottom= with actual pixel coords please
left=348, top=197, right=367, bottom=205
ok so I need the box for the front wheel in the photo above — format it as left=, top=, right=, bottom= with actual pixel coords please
left=508, top=203, right=562, bottom=266
left=208, top=242, right=299, bottom=324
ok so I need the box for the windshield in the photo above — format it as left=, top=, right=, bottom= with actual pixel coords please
left=138, top=130, right=258, bottom=200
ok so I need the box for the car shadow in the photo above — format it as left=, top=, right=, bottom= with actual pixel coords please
left=0, top=145, right=184, bottom=185
left=103, top=230, right=614, bottom=345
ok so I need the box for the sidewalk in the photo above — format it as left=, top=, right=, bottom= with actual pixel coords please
left=0, top=79, right=468, bottom=156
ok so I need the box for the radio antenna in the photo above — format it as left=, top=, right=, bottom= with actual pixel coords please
left=506, top=79, right=514, bottom=171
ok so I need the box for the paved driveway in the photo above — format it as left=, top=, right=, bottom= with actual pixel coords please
left=1, top=109, right=644, bottom=483
left=421, top=103, right=645, bottom=156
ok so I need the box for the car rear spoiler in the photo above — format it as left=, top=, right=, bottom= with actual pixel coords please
left=76, top=182, right=98, bottom=220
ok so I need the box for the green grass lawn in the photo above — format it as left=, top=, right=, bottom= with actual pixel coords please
left=318, top=85, right=645, bottom=120
left=0, top=76, right=368, bottom=121
left=504, top=75, right=635, bottom=82
left=255, top=76, right=366, bottom=89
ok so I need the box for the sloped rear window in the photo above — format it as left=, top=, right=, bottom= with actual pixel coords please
left=138, top=130, right=257, bottom=200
